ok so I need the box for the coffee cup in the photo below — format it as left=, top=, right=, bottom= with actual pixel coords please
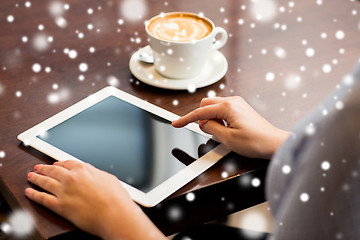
left=145, top=12, right=228, bottom=79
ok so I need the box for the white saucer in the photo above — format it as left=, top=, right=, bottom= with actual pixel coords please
left=129, top=46, right=228, bottom=90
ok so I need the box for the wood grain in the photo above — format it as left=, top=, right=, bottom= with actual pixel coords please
left=0, top=0, right=359, bottom=238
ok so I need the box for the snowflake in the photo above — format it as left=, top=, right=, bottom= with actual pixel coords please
left=32, top=33, right=50, bottom=52
left=77, top=32, right=84, bottom=39
left=282, top=165, right=291, bottom=174
left=207, top=90, right=216, bottom=98
left=281, top=24, right=287, bottom=31
left=68, top=50, right=77, bottom=59
left=335, top=101, right=344, bottom=110
left=0, top=83, right=4, bottom=96
left=7, top=15, right=14, bottom=23
left=239, top=174, right=251, bottom=187
left=305, top=48, right=315, bottom=57
left=322, top=64, right=332, bottom=73
left=38, top=24, right=44, bottom=31
left=335, top=30, right=345, bottom=40
left=274, top=47, right=287, bottom=59
left=168, top=206, right=182, bottom=221
left=15, top=91, right=22, bottom=98
left=300, top=193, right=309, bottom=202
left=119, top=0, right=148, bottom=23
left=172, top=99, right=179, bottom=106
left=2, top=210, right=35, bottom=237
left=32, top=63, right=41, bottom=73
left=251, top=178, right=261, bottom=187
left=185, top=192, right=195, bottom=202
left=107, top=76, right=120, bottom=87
left=284, top=74, right=301, bottom=90
left=21, top=36, right=28, bottom=43
left=187, top=84, right=196, bottom=93
left=118, top=19, right=124, bottom=25
left=265, top=72, right=275, bottom=82
left=87, top=24, right=94, bottom=30
left=239, top=212, right=268, bottom=239
left=55, top=17, right=67, bottom=28
left=79, top=63, right=88, bottom=72
left=221, top=171, right=229, bottom=178
left=321, top=161, right=331, bottom=171
left=45, top=66, right=51, bottom=73
left=48, top=1, right=65, bottom=17
left=305, top=122, right=316, bottom=135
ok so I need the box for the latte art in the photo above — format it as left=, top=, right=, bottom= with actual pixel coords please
left=148, top=14, right=212, bottom=42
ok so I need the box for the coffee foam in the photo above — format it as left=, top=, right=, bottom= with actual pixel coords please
left=148, top=14, right=212, bottom=42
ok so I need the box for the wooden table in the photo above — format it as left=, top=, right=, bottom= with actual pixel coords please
left=0, top=0, right=359, bottom=239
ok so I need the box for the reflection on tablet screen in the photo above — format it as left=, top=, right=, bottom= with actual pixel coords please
left=37, top=96, right=218, bottom=193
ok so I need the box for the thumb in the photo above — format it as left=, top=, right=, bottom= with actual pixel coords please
left=200, top=120, right=229, bottom=144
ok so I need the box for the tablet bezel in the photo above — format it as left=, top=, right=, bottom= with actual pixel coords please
left=18, top=86, right=230, bottom=207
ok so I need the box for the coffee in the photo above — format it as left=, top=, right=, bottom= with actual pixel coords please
left=147, top=13, right=212, bottom=42
left=145, top=12, right=227, bottom=79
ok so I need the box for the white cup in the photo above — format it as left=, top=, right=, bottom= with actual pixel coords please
left=145, top=12, right=228, bottom=79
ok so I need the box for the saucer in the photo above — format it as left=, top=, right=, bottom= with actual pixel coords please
left=129, top=46, right=228, bottom=90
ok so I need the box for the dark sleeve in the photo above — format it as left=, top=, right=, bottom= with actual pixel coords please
left=266, top=61, right=360, bottom=240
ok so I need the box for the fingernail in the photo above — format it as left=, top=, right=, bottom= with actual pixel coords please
left=34, top=165, right=39, bottom=171
left=27, top=172, right=33, bottom=179
left=199, top=120, right=208, bottom=129
left=53, top=161, right=58, bottom=165
left=25, top=188, right=31, bottom=195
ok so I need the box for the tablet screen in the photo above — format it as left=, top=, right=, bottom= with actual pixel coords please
left=37, top=96, right=217, bottom=193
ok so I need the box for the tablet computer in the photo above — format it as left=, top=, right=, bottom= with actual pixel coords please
left=18, top=86, right=230, bottom=207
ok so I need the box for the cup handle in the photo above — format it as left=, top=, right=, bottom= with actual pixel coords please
left=211, top=27, right=228, bottom=50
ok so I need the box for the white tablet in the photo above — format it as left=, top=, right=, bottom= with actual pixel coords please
left=18, top=86, right=230, bottom=207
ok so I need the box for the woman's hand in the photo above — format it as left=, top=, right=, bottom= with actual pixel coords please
left=25, top=160, right=166, bottom=240
left=172, top=96, right=290, bottom=159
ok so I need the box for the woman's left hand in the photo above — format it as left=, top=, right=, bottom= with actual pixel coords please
left=25, top=160, right=165, bottom=240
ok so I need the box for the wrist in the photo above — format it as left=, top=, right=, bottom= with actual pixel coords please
left=271, top=128, right=291, bottom=157
left=100, top=201, right=166, bottom=240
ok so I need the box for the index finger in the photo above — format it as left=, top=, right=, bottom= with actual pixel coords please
left=172, top=104, right=226, bottom=128
left=200, top=97, right=229, bottom=107
left=55, top=160, right=86, bottom=170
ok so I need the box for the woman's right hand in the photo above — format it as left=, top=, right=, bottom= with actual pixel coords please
left=172, top=96, right=290, bottom=159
